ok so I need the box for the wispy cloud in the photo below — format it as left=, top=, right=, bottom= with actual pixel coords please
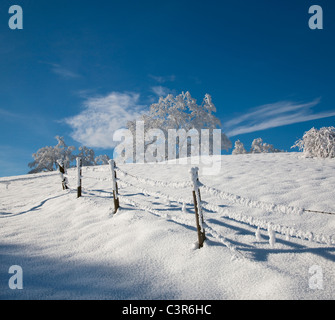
left=50, top=63, right=80, bottom=79
left=64, top=92, right=145, bottom=148
left=39, top=61, right=80, bottom=79
left=149, top=74, right=176, bottom=83
left=0, top=108, right=45, bottom=124
left=0, top=108, right=53, bottom=137
left=0, top=108, right=22, bottom=120
left=224, top=99, right=335, bottom=137
left=150, top=86, right=174, bottom=97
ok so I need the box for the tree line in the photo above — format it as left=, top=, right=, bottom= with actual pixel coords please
left=28, top=136, right=110, bottom=174
left=28, top=92, right=335, bottom=173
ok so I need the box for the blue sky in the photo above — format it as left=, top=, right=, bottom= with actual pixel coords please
left=1, top=0, right=335, bottom=177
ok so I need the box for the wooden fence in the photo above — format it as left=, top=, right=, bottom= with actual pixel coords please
left=57, top=158, right=335, bottom=249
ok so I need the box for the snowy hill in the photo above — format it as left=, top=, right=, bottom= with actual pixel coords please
left=1, top=152, right=335, bottom=300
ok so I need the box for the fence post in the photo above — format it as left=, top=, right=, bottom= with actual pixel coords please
left=76, top=157, right=82, bottom=198
left=109, top=159, right=119, bottom=213
left=190, top=167, right=206, bottom=248
left=57, top=160, right=68, bottom=190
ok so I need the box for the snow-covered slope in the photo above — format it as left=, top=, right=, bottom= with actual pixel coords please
left=1, top=152, right=335, bottom=300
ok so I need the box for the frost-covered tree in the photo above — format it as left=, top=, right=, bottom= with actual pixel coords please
left=250, top=138, right=281, bottom=154
left=232, top=140, right=247, bottom=155
left=28, top=136, right=75, bottom=173
left=231, top=138, right=281, bottom=155
left=77, top=146, right=95, bottom=166
left=56, top=136, right=76, bottom=168
left=250, top=138, right=263, bottom=153
left=125, top=91, right=231, bottom=161
left=94, top=154, right=110, bottom=165
left=292, top=126, right=335, bottom=158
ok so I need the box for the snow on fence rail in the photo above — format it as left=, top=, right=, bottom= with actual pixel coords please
left=116, top=166, right=193, bottom=189
left=199, top=183, right=304, bottom=216
left=57, top=158, right=335, bottom=249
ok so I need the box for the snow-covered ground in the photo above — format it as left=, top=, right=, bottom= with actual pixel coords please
left=1, top=152, right=335, bottom=300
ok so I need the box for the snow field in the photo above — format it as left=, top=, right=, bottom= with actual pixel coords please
left=1, top=152, right=335, bottom=299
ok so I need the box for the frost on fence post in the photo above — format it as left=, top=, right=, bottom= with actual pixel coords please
left=57, top=160, right=68, bottom=190
left=190, top=167, right=206, bottom=249
left=76, top=157, right=82, bottom=198
left=268, top=223, right=276, bottom=247
left=109, top=159, right=120, bottom=214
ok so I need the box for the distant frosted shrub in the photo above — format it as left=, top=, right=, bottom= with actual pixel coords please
left=292, top=127, right=335, bottom=158
left=250, top=138, right=281, bottom=154
left=232, top=138, right=281, bottom=155
left=232, top=140, right=247, bottom=155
